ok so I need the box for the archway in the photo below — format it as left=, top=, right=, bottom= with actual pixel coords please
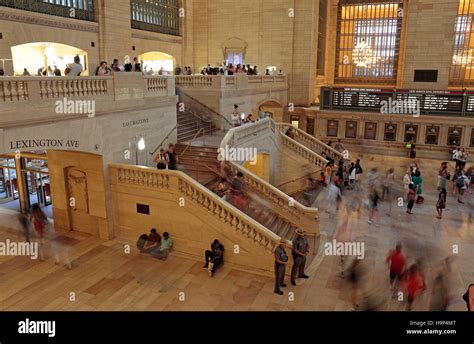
left=138, top=51, right=176, bottom=75
left=258, top=100, right=284, bottom=122
left=11, top=42, right=89, bottom=76
left=222, top=37, right=248, bottom=66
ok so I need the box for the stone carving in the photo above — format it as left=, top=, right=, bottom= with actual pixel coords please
left=0, top=10, right=98, bottom=33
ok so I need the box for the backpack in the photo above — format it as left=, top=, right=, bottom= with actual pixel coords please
left=456, top=176, right=465, bottom=188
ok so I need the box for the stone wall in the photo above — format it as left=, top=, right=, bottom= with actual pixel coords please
left=400, top=0, right=459, bottom=90
left=190, top=0, right=317, bottom=105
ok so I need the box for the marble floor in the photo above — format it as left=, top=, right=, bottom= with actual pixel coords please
left=0, top=153, right=472, bottom=311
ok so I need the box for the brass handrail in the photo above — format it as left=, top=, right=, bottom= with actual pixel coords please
left=177, top=88, right=234, bottom=127
left=179, top=128, right=205, bottom=157
left=276, top=169, right=323, bottom=188
left=151, top=125, right=177, bottom=155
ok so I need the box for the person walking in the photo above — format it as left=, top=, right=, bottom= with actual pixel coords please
left=436, top=189, right=447, bottom=219
left=456, top=170, right=470, bottom=204
left=412, top=170, right=424, bottom=204
left=381, top=168, right=395, bottom=201
left=18, top=210, right=31, bottom=243
left=404, top=264, right=426, bottom=311
left=438, top=162, right=449, bottom=191
left=386, top=243, right=406, bottom=296
left=274, top=239, right=288, bottom=295
left=291, top=229, right=310, bottom=286
left=403, top=168, right=412, bottom=201
left=406, top=184, right=416, bottom=214
left=30, top=204, right=48, bottom=261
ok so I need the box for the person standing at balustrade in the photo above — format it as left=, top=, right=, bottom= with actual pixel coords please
left=167, top=144, right=178, bottom=170
left=65, top=55, right=83, bottom=76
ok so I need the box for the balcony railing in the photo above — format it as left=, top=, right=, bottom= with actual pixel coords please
left=175, top=75, right=288, bottom=93
left=0, top=74, right=175, bottom=127
left=0, top=0, right=95, bottom=22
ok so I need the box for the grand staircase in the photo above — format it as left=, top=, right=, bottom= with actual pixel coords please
left=174, top=143, right=301, bottom=242
left=176, top=89, right=232, bottom=143
left=177, top=109, right=218, bottom=143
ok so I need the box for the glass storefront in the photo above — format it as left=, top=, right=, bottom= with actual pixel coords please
left=0, top=158, right=19, bottom=203
left=0, top=153, right=50, bottom=214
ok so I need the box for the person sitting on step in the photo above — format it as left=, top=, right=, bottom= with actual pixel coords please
left=137, top=229, right=162, bottom=254
left=204, top=239, right=225, bottom=277
left=150, top=232, right=173, bottom=260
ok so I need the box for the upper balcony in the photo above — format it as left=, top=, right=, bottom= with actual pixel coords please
left=0, top=73, right=176, bottom=127
left=0, top=74, right=289, bottom=128
left=175, top=75, right=289, bottom=97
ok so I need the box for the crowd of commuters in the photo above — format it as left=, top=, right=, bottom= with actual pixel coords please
left=6, top=57, right=286, bottom=78
left=324, top=143, right=473, bottom=311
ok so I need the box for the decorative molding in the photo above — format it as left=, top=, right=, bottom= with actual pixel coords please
left=131, top=31, right=182, bottom=44
left=0, top=9, right=98, bottom=33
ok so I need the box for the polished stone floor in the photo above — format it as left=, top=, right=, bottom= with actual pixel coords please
left=0, top=153, right=472, bottom=311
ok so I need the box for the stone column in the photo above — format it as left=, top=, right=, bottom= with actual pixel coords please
left=289, top=0, right=319, bottom=106
left=95, top=0, right=133, bottom=64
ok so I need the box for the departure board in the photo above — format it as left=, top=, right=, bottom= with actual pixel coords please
left=465, top=94, right=474, bottom=112
left=324, top=87, right=472, bottom=115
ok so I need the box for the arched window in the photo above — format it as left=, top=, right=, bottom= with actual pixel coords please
left=450, top=0, right=474, bottom=87
left=0, top=0, right=94, bottom=21
left=335, top=0, right=404, bottom=85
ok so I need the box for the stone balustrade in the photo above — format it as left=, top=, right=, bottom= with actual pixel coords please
left=279, top=133, right=329, bottom=168
left=277, top=123, right=343, bottom=160
left=112, top=164, right=281, bottom=253
left=0, top=74, right=176, bottom=127
left=175, top=74, right=288, bottom=92
left=0, top=74, right=174, bottom=103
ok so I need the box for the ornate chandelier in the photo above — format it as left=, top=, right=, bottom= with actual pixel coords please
left=352, top=39, right=378, bottom=67
left=453, top=50, right=473, bottom=65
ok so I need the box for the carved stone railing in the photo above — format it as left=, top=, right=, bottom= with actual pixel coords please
left=38, top=77, right=110, bottom=99
left=144, top=75, right=169, bottom=96
left=279, top=133, right=329, bottom=168
left=248, top=75, right=287, bottom=84
left=111, top=164, right=281, bottom=252
left=220, top=118, right=320, bottom=237
left=176, top=75, right=214, bottom=88
left=0, top=79, right=29, bottom=101
left=0, top=74, right=176, bottom=127
left=277, top=123, right=344, bottom=160
left=1, top=76, right=113, bottom=102
left=175, top=74, right=288, bottom=92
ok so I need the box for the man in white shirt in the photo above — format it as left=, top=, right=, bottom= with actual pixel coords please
left=231, top=104, right=241, bottom=127
left=66, top=55, right=83, bottom=76
left=457, top=170, right=470, bottom=204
